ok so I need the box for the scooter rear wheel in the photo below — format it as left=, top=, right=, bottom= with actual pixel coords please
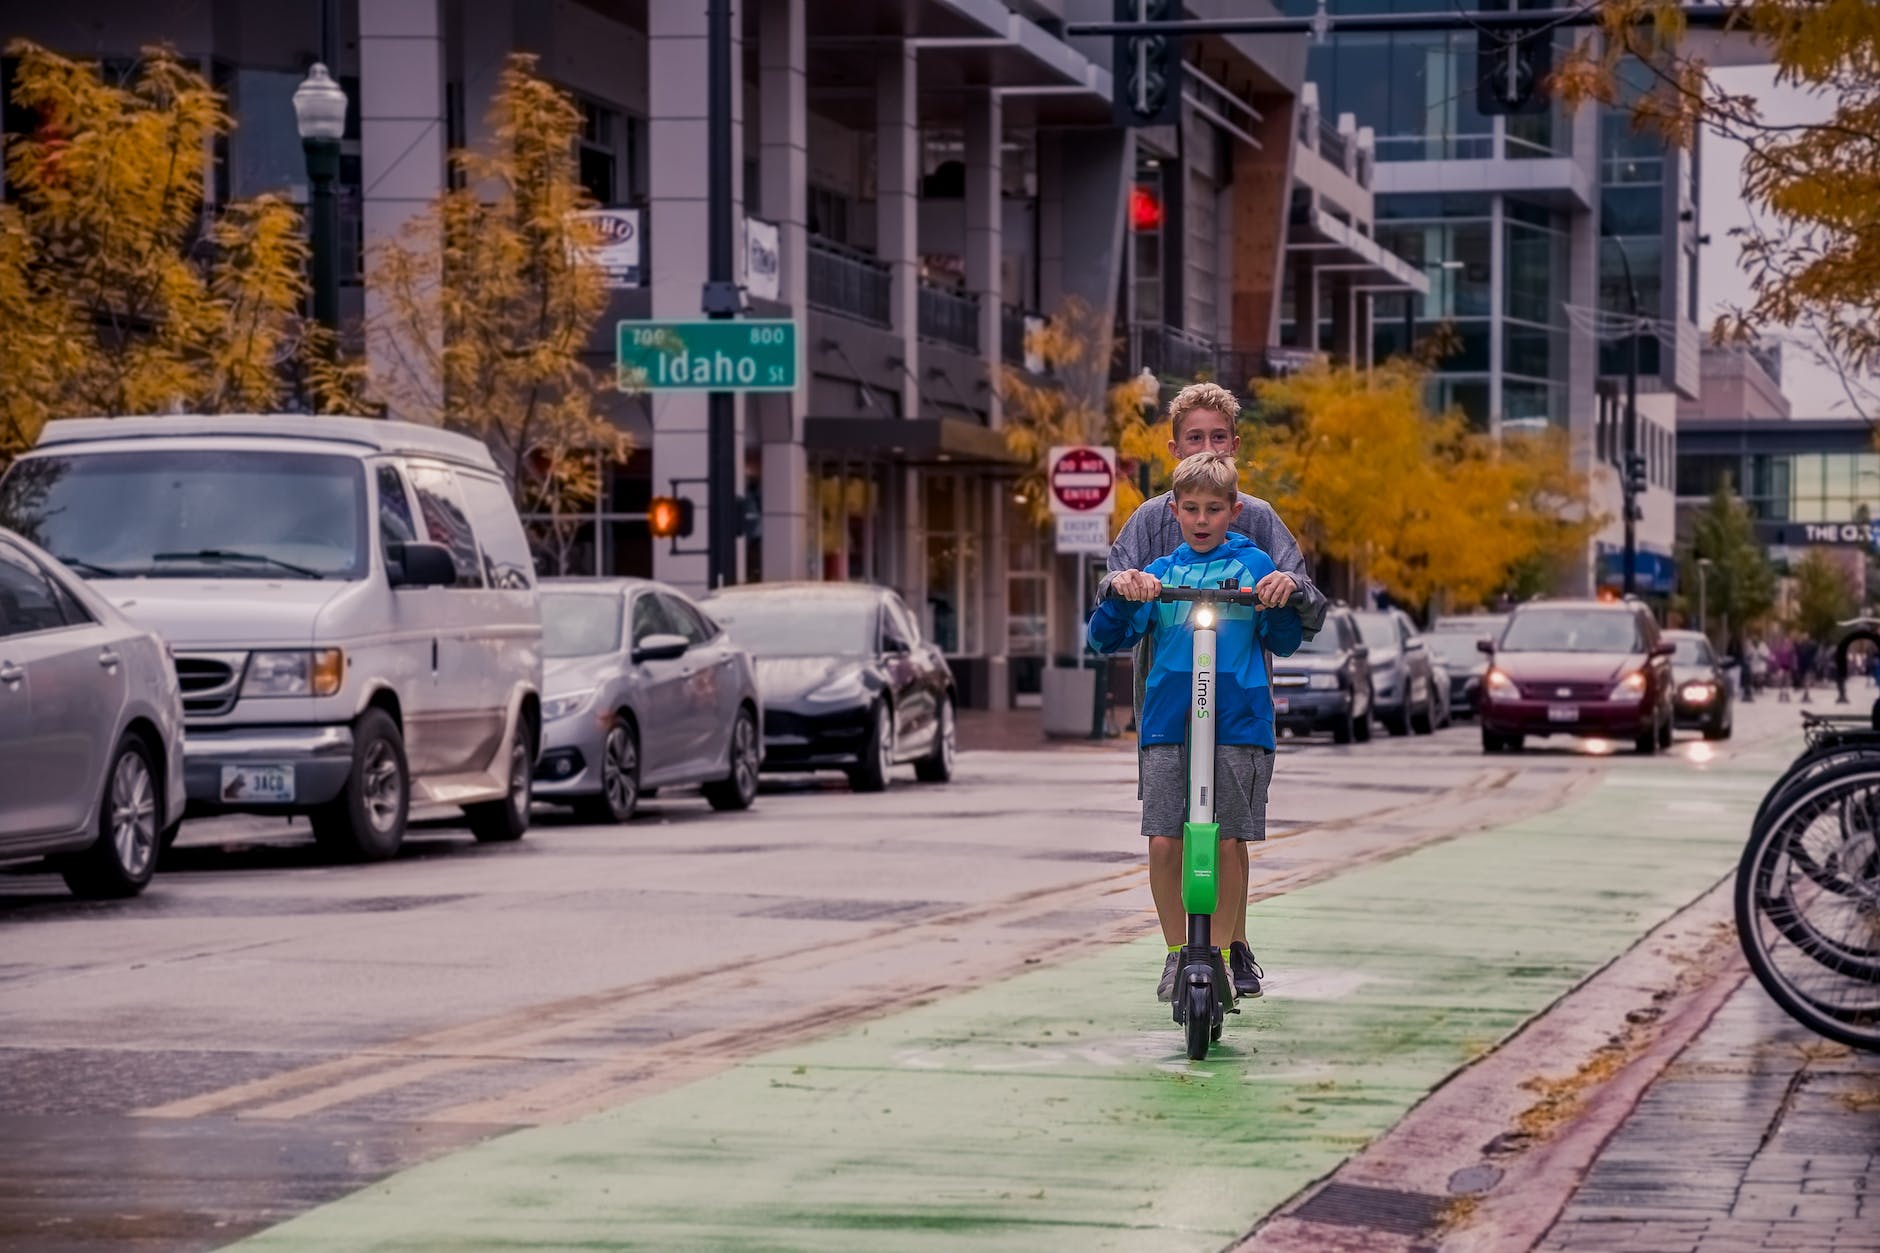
left=1184, top=985, right=1212, bottom=1060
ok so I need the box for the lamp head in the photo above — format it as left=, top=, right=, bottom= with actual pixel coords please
left=293, top=63, right=348, bottom=142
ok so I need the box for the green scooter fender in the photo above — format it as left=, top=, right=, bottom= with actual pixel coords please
left=1181, top=820, right=1220, bottom=915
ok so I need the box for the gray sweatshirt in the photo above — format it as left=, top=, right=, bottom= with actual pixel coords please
left=1100, top=491, right=1328, bottom=635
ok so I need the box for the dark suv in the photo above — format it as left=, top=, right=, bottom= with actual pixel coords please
left=1478, top=599, right=1675, bottom=754
left=1270, top=606, right=1375, bottom=744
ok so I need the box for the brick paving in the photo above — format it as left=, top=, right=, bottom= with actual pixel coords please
left=1540, top=981, right=1880, bottom=1253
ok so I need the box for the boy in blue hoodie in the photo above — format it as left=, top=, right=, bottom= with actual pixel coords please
left=1088, top=451, right=1302, bottom=1003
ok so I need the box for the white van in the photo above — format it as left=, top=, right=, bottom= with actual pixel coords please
left=0, top=415, right=544, bottom=860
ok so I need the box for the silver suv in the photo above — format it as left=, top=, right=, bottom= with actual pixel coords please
left=0, top=415, right=544, bottom=861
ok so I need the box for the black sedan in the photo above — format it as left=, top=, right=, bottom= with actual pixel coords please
left=1664, top=629, right=1733, bottom=741
left=1270, top=606, right=1374, bottom=744
left=1425, top=629, right=1490, bottom=719
left=701, top=582, right=957, bottom=791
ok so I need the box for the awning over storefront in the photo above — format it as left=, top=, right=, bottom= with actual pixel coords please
left=804, top=416, right=1022, bottom=466
left=1596, top=546, right=1677, bottom=595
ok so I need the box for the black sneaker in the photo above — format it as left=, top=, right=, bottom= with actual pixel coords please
left=1229, top=941, right=1264, bottom=998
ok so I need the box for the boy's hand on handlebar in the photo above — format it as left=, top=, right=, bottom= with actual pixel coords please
left=1113, top=570, right=1162, bottom=602
left=1254, top=571, right=1297, bottom=609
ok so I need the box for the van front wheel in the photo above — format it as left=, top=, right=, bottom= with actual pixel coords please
left=311, top=710, right=409, bottom=861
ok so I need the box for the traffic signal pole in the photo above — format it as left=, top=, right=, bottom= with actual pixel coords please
left=704, top=0, right=740, bottom=590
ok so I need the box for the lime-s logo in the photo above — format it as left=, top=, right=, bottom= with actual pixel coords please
left=1196, top=709, right=1209, bottom=719
left=1197, top=653, right=1212, bottom=667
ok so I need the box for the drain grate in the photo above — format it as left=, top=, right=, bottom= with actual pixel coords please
left=742, top=897, right=947, bottom=923
left=1289, top=1183, right=1449, bottom=1236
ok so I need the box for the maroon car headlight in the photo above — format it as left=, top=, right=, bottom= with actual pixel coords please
left=1482, top=668, right=1518, bottom=701
left=1608, top=671, right=1648, bottom=703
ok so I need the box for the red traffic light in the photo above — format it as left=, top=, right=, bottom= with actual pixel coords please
left=648, top=496, right=694, bottom=539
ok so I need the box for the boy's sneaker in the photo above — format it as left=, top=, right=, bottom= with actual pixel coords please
left=1229, top=941, right=1265, bottom=998
left=1156, top=951, right=1180, bottom=1002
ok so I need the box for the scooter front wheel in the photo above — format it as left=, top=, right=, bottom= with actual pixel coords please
left=1184, top=985, right=1212, bottom=1060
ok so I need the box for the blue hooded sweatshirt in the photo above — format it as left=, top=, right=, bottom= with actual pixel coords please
left=1086, top=531, right=1303, bottom=749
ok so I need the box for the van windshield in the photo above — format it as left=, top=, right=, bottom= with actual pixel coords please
left=0, top=450, right=368, bottom=580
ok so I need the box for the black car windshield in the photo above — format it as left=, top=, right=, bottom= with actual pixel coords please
left=1500, top=609, right=1643, bottom=653
left=0, top=450, right=367, bottom=579
left=1671, top=636, right=1716, bottom=665
left=706, top=596, right=876, bottom=657
left=1293, top=625, right=1345, bottom=654
left=1426, top=633, right=1485, bottom=665
left=1351, top=612, right=1398, bottom=650
left=542, top=592, right=623, bottom=657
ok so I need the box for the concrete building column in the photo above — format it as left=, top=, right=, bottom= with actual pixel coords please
left=758, top=0, right=808, bottom=582
left=1329, top=276, right=1355, bottom=364
left=876, top=46, right=920, bottom=419
left=360, top=0, right=447, bottom=414
left=648, top=0, right=744, bottom=593
left=1289, top=257, right=1320, bottom=350
left=964, top=92, right=1002, bottom=429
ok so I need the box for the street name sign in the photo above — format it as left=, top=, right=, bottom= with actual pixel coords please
left=617, top=319, right=798, bottom=392
left=1048, top=444, right=1117, bottom=514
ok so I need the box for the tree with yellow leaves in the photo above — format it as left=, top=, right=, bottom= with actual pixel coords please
left=340, top=55, right=625, bottom=569
left=0, top=43, right=310, bottom=463
left=1246, top=358, right=1601, bottom=611
left=1553, top=0, right=1880, bottom=414
left=1001, top=296, right=1166, bottom=537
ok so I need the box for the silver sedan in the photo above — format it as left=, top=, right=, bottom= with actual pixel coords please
left=533, top=578, right=762, bottom=822
left=0, top=528, right=186, bottom=897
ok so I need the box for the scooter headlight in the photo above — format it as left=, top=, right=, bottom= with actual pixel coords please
left=1193, top=607, right=1216, bottom=628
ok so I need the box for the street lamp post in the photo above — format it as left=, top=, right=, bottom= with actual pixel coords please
left=1696, top=556, right=1713, bottom=641
left=293, top=64, right=348, bottom=339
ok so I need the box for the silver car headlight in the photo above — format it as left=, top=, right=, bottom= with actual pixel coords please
left=543, top=688, right=596, bottom=722
left=243, top=649, right=344, bottom=698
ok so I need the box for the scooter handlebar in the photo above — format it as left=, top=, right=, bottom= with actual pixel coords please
left=1103, top=583, right=1260, bottom=607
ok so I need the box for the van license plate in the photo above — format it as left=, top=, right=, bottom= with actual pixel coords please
left=1547, top=704, right=1577, bottom=723
left=1274, top=697, right=1289, bottom=714
left=222, top=765, right=296, bottom=803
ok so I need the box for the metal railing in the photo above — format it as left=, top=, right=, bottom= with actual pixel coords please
left=807, top=237, right=892, bottom=328
left=1317, top=119, right=1350, bottom=173
left=918, top=280, right=980, bottom=352
left=1125, top=322, right=1220, bottom=384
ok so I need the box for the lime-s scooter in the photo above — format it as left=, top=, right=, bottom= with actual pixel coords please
left=1123, top=580, right=1262, bottom=1061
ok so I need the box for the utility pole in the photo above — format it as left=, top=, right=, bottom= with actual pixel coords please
left=1607, top=233, right=1643, bottom=598
left=704, top=0, right=740, bottom=589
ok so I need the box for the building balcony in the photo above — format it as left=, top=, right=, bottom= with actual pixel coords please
left=918, top=280, right=980, bottom=353
left=1120, top=324, right=1302, bottom=397
left=807, top=237, right=891, bottom=329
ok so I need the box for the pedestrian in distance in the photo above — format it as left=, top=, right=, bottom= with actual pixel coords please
left=1091, top=451, right=1304, bottom=1003
left=1100, top=381, right=1327, bottom=994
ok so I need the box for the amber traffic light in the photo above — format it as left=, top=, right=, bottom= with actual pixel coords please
left=648, top=495, right=695, bottom=539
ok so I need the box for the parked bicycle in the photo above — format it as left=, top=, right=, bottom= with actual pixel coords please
left=1736, top=623, right=1880, bottom=1053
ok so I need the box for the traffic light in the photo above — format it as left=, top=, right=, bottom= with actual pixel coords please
left=647, top=495, right=695, bottom=539
left=1475, top=0, right=1552, bottom=115
left=1112, top=0, right=1183, bottom=128
left=1624, top=454, right=1649, bottom=498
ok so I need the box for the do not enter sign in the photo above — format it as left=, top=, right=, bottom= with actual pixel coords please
left=1048, top=445, right=1117, bottom=515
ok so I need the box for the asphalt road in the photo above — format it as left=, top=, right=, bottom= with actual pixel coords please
left=0, top=713, right=1764, bottom=1252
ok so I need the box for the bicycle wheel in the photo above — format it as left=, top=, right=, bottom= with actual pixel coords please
left=1753, top=751, right=1880, bottom=894
left=1736, top=769, right=1880, bottom=1051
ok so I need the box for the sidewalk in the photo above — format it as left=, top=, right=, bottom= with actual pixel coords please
left=1539, top=982, right=1880, bottom=1253
left=232, top=748, right=1784, bottom=1252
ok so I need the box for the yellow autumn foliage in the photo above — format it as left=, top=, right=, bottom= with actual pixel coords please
left=0, top=42, right=310, bottom=462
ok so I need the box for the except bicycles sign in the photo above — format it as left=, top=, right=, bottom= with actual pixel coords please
left=616, top=319, right=798, bottom=392
left=1048, top=445, right=1116, bottom=514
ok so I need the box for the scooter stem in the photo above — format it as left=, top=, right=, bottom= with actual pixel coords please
left=1182, top=619, right=1220, bottom=921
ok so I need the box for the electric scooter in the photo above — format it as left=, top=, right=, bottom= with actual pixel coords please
left=1115, top=581, right=1262, bottom=1061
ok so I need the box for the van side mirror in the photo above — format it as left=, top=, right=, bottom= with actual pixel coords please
left=1476, top=637, right=1495, bottom=655
left=387, top=542, right=456, bottom=589
left=632, top=632, right=689, bottom=664
left=883, top=634, right=911, bottom=655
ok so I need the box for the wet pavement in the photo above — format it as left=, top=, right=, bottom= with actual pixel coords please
left=1540, top=981, right=1880, bottom=1253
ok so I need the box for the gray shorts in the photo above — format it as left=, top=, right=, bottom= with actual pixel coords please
left=1139, top=743, right=1275, bottom=841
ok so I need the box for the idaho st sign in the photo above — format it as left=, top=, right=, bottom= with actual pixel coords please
left=617, top=319, right=798, bottom=393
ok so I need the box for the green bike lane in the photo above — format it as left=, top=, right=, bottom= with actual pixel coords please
left=236, top=748, right=1785, bottom=1253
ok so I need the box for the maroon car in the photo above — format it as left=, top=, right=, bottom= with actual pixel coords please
left=1477, top=599, right=1675, bottom=755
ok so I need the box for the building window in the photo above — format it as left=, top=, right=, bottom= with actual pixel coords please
left=922, top=472, right=981, bottom=656
left=521, top=450, right=652, bottom=579
left=809, top=183, right=850, bottom=244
